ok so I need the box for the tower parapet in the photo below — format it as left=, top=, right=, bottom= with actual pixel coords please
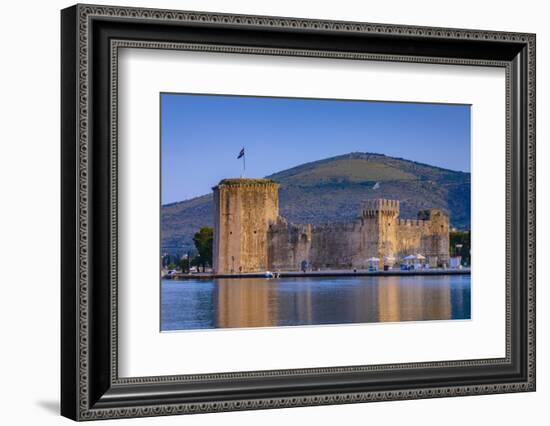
left=362, top=199, right=400, bottom=218
left=417, top=208, right=446, bottom=221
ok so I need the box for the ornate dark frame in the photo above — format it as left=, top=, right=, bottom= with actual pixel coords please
left=61, top=3, right=536, bottom=421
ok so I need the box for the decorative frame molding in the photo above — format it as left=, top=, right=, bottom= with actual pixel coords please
left=61, top=4, right=536, bottom=421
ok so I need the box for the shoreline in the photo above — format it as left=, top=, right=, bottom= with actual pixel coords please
left=166, top=268, right=471, bottom=280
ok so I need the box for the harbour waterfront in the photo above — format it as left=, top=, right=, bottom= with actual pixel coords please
left=161, top=274, right=471, bottom=331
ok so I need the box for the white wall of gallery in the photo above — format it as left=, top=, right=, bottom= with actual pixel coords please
left=0, top=0, right=547, bottom=424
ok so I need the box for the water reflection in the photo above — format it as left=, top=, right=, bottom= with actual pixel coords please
left=161, top=275, right=471, bottom=331
left=215, top=279, right=279, bottom=328
left=377, top=276, right=452, bottom=322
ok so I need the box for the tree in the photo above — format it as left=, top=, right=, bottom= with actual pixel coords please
left=450, top=230, right=471, bottom=266
left=193, top=227, right=213, bottom=272
left=180, top=256, right=190, bottom=273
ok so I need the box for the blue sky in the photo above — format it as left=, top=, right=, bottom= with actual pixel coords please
left=161, top=93, right=470, bottom=204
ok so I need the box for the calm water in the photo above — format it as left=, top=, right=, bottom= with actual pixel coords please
left=160, top=275, right=471, bottom=331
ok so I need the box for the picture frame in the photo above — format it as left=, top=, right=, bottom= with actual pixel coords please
left=61, top=3, right=536, bottom=421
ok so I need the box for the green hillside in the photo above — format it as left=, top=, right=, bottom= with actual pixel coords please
left=161, top=153, right=470, bottom=255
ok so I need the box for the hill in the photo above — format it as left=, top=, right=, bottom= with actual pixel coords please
left=161, top=152, right=470, bottom=255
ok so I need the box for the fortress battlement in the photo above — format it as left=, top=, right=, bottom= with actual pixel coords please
left=213, top=178, right=279, bottom=190
left=417, top=208, right=446, bottom=221
left=397, top=218, right=427, bottom=227
left=362, top=199, right=400, bottom=218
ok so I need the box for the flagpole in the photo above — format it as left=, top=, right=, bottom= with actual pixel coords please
left=238, top=147, right=246, bottom=178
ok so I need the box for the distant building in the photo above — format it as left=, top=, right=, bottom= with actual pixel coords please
left=213, top=178, right=449, bottom=274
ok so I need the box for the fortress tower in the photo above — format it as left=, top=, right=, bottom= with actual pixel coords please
left=213, top=178, right=280, bottom=274
left=416, top=208, right=450, bottom=265
left=360, top=199, right=400, bottom=264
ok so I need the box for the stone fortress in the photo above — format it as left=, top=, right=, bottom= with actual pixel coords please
left=213, top=178, right=449, bottom=274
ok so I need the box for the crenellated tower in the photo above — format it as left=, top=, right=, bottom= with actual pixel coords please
left=360, top=199, right=400, bottom=265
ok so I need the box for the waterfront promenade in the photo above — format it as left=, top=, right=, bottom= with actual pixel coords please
left=168, top=268, right=471, bottom=280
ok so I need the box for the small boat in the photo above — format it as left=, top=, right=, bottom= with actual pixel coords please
left=264, top=271, right=274, bottom=278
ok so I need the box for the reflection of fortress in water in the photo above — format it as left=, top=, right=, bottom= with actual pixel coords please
left=213, top=178, right=450, bottom=275
left=213, top=276, right=469, bottom=328
left=159, top=275, right=471, bottom=331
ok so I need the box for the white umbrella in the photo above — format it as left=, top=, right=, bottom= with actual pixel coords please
left=415, top=253, right=426, bottom=260
left=403, top=254, right=416, bottom=261
left=366, top=257, right=380, bottom=262
left=383, top=255, right=396, bottom=268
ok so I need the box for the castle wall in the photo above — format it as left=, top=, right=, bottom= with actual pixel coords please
left=309, top=221, right=362, bottom=269
left=266, top=200, right=450, bottom=271
left=267, top=218, right=314, bottom=271
left=213, top=179, right=279, bottom=274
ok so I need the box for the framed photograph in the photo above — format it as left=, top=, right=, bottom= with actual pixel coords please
left=61, top=4, right=536, bottom=421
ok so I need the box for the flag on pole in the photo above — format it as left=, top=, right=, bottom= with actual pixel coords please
left=237, top=147, right=246, bottom=177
